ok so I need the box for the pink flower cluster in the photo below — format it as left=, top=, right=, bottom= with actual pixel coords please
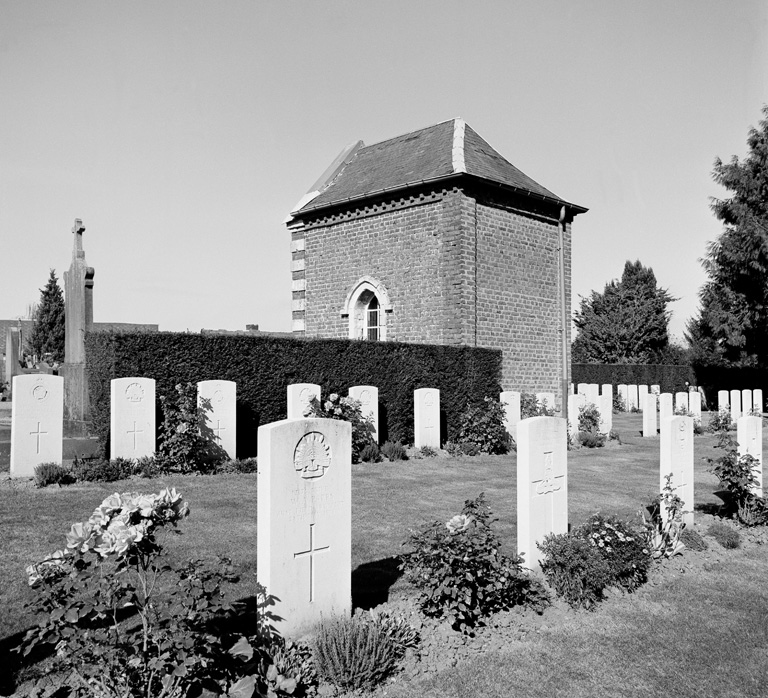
left=27, top=488, right=189, bottom=587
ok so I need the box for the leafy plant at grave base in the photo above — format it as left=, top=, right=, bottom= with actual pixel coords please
left=578, top=431, right=606, bottom=448
left=456, top=396, right=510, bottom=454
left=157, top=382, right=227, bottom=474
left=381, top=440, right=408, bottom=461
left=612, top=390, right=625, bottom=413
left=419, top=445, right=439, bottom=458
left=705, top=431, right=767, bottom=522
left=444, top=440, right=462, bottom=457
left=71, top=456, right=135, bottom=482
left=576, top=403, right=606, bottom=448
left=707, top=408, right=733, bottom=433
left=134, top=455, right=161, bottom=479
left=18, top=489, right=248, bottom=698
left=608, top=429, right=622, bottom=444
left=227, top=630, right=318, bottom=698
left=311, top=611, right=415, bottom=692
left=641, top=474, right=687, bottom=560
left=34, top=462, right=76, bottom=488
left=359, top=442, right=382, bottom=463
left=538, top=533, right=612, bottom=610
left=304, top=393, right=375, bottom=464
left=707, top=521, right=742, bottom=549
left=575, top=513, right=650, bottom=591
left=520, top=392, right=555, bottom=418
left=401, top=493, right=550, bottom=633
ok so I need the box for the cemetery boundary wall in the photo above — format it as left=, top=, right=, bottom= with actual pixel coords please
left=85, top=331, right=502, bottom=456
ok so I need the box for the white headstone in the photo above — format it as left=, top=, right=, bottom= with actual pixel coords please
left=110, top=377, right=156, bottom=460
left=688, top=392, right=702, bottom=423
left=257, top=418, right=351, bottom=637
left=617, top=384, right=628, bottom=411
left=627, top=384, right=639, bottom=411
left=754, top=389, right=763, bottom=414
left=10, top=374, right=63, bottom=477
left=658, top=393, right=673, bottom=424
left=349, top=385, right=379, bottom=443
left=500, top=391, right=521, bottom=441
left=651, top=385, right=661, bottom=395
left=287, top=383, right=321, bottom=420
left=516, top=417, right=568, bottom=572
left=577, top=383, right=588, bottom=398
left=599, top=389, right=613, bottom=435
left=638, top=385, right=649, bottom=410
left=536, top=392, right=555, bottom=412
left=197, top=380, right=237, bottom=460
left=730, top=389, right=742, bottom=422
left=718, top=390, right=729, bottom=412
left=567, top=393, right=583, bottom=437
left=742, top=389, right=753, bottom=415
left=675, top=392, right=689, bottom=413
left=414, top=388, right=440, bottom=448
left=660, top=415, right=694, bottom=527
left=642, top=393, right=657, bottom=437
left=737, top=416, right=763, bottom=498
left=584, top=383, right=600, bottom=407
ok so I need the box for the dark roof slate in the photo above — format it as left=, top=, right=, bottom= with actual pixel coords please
left=292, top=119, right=585, bottom=216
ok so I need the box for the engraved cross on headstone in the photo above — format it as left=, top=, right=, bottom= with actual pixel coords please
left=212, top=419, right=225, bottom=440
left=30, top=422, right=47, bottom=454
left=127, top=421, right=144, bottom=450
left=294, top=523, right=330, bottom=603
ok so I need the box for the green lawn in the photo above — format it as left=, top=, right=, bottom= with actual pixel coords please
left=1, top=412, right=765, bottom=696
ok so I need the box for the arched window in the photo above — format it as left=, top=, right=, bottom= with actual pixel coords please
left=342, top=277, right=392, bottom=341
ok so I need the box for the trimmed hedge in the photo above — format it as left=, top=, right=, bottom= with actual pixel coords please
left=85, top=331, right=502, bottom=457
left=571, top=364, right=696, bottom=394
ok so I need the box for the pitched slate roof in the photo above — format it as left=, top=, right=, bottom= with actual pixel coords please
left=289, top=118, right=586, bottom=218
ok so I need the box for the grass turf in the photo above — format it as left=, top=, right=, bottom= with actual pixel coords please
left=1, top=412, right=764, bottom=696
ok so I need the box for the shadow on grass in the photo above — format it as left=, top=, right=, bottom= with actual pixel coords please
left=352, top=556, right=403, bottom=610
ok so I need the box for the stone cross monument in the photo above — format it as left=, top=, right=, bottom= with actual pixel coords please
left=61, top=219, right=95, bottom=432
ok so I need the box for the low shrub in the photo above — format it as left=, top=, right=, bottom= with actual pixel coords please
left=707, top=521, right=741, bottom=549
left=134, top=455, right=160, bottom=479
left=444, top=440, right=462, bottom=457
left=576, top=513, right=650, bottom=591
left=217, top=457, right=259, bottom=474
left=312, top=612, right=407, bottom=692
left=359, top=442, right=382, bottom=463
left=578, top=403, right=602, bottom=434
left=578, top=431, right=606, bottom=448
left=305, top=393, right=375, bottom=464
left=538, top=533, right=611, bottom=610
left=456, top=397, right=510, bottom=454
left=381, top=440, right=407, bottom=461
left=401, top=494, right=550, bottom=632
left=612, top=390, right=625, bottom=413
left=33, top=462, right=75, bottom=488
left=706, top=432, right=762, bottom=515
left=71, top=456, right=134, bottom=482
left=736, top=496, right=768, bottom=527
left=680, top=529, right=708, bottom=552
left=419, top=445, right=438, bottom=458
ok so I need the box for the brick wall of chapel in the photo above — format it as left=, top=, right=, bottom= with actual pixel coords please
left=294, top=187, right=570, bottom=401
left=301, top=194, right=467, bottom=345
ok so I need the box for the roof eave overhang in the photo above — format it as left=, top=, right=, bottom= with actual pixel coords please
left=289, top=171, right=587, bottom=221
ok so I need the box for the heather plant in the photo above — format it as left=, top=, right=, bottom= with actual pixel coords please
left=456, top=396, right=510, bottom=454
left=312, top=612, right=410, bottom=692
left=304, top=393, right=375, bottom=463
left=419, top=445, right=439, bottom=458
left=33, top=462, right=75, bottom=488
left=641, top=474, right=687, bottom=559
left=158, top=382, right=226, bottom=473
left=359, top=442, right=382, bottom=463
left=707, top=521, right=741, bottom=549
left=401, top=494, right=549, bottom=632
left=19, top=489, right=243, bottom=697
left=381, top=440, right=408, bottom=461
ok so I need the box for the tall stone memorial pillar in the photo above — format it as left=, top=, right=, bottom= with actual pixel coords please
left=61, top=219, right=95, bottom=435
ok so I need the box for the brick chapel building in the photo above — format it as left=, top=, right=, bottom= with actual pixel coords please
left=285, top=118, right=586, bottom=407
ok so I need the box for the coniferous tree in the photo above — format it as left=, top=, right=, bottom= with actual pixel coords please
left=572, top=260, right=675, bottom=364
left=687, top=107, right=768, bottom=367
left=29, top=269, right=65, bottom=363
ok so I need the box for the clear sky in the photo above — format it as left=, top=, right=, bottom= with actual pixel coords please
left=1, top=1, right=766, bottom=342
